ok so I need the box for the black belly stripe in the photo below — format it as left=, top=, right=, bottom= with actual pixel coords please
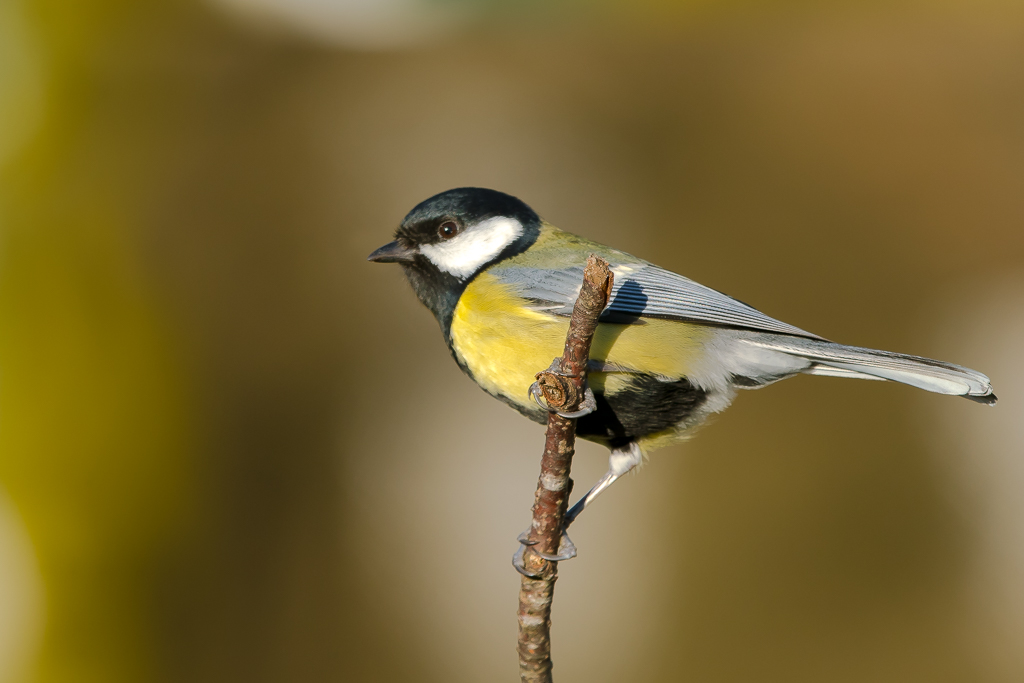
left=576, top=374, right=708, bottom=448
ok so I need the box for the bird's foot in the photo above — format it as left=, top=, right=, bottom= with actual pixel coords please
left=528, top=358, right=597, bottom=418
left=512, top=528, right=577, bottom=578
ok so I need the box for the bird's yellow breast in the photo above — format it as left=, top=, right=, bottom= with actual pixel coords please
left=449, top=272, right=712, bottom=413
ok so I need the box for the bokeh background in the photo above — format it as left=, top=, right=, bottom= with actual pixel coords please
left=0, top=0, right=1022, bottom=681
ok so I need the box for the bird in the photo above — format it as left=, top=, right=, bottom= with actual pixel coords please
left=368, top=187, right=996, bottom=562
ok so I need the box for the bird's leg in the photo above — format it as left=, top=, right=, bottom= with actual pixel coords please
left=564, top=442, right=643, bottom=527
left=514, top=361, right=605, bottom=576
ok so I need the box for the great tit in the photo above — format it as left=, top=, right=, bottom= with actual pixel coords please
left=369, top=187, right=996, bottom=531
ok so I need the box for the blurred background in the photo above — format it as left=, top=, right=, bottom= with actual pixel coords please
left=0, top=0, right=1022, bottom=681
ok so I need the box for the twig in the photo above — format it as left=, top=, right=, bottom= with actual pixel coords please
left=516, top=255, right=613, bottom=683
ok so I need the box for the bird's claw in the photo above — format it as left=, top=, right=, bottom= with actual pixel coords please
left=529, top=381, right=548, bottom=411
left=512, top=528, right=577, bottom=578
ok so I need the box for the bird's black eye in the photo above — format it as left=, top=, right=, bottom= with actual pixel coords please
left=438, top=221, right=460, bottom=240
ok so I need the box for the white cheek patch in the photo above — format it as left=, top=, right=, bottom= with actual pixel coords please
left=419, top=216, right=524, bottom=279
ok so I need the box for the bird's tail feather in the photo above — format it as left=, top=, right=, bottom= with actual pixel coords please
left=737, top=334, right=997, bottom=405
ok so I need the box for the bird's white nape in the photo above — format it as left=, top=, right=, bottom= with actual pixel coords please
left=419, top=216, right=523, bottom=279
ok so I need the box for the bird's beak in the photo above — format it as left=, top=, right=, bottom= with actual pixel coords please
left=367, top=240, right=417, bottom=263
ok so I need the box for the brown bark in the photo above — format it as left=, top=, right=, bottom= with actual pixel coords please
left=517, top=255, right=614, bottom=683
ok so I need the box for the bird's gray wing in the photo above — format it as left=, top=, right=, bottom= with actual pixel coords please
left=496, top=262, right=824, bottom=340
left=491, top=261, right=996, bottom=403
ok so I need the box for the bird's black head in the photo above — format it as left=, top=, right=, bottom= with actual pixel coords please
left=368, top=188, right=541, bottom=333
